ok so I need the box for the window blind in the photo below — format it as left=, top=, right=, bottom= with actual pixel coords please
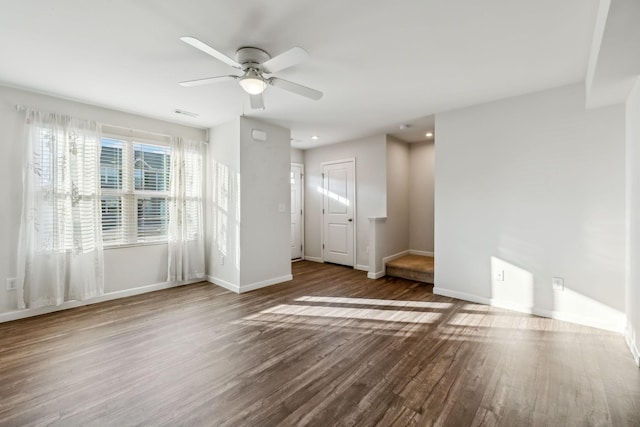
left=100, top=138, right=125, bottom=243
left=100, top=137, right=170, bottom=246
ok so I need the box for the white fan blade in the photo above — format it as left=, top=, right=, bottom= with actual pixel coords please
left=179, top=75, right=237, bottom=87
left=269, top=77, right=323, bottom=100
left=180, top=36, right=242, bottom=69
left=250, top=93, right=265, bottom=109
left=262, top=47, right=309, bottom=74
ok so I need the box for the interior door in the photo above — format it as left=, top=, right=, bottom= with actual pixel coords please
left=291, top=164, right=303, bottom=259
left=322, top=160, right=355, bottom=266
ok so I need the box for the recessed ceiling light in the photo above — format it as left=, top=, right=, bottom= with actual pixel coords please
left=425, top=132, right=434, bottom=138
left=311, top=135, right=319, bottom=140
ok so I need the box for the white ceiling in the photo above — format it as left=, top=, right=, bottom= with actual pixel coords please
left=0, top=0, right=599, bottom=149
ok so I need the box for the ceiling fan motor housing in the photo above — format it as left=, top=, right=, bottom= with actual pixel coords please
left=235, top=47, right=271, bottom=71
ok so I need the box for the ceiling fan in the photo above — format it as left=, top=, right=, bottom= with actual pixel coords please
left=179, top=36, right=323, bottom=109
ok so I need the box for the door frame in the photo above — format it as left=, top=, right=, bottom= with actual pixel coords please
left=320, top=158, right=357, bottom=268
left=291, top=162, right=305, bottom=261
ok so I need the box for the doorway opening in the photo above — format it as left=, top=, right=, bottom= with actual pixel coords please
left=291, top=163, right=304, bottom=260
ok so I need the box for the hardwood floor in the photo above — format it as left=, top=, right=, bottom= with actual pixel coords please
left=0, top=261, right=639, bottom=426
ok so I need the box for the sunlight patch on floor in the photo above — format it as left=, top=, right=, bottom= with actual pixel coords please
left=236, top=316, right=418, bottom=337
left=462, top=303, right=491, bottom=311
left=446, top=313, right=490, bottom=327
left=295, top=296, right=452, bottom=309
left=249, top=304, right=440, bottom=324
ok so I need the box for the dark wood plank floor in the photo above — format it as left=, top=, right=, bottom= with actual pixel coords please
left=1, top=261, right=639, bottom=426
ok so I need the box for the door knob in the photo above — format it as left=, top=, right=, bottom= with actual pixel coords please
left=348, top=218, right=353, bottom=222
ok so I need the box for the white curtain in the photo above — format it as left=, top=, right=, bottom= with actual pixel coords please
left=168, top=137, right=205, bottom=282
left=17, top=110, right=104, bottom=309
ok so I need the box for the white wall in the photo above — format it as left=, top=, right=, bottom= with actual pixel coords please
left=0, top=84, right=206, bottom=315
left=291, top=148, right=304, bottom=164
left=409, top=141, right=435, bottom=253
left=385, top=136, right=410, bottom=258
left=303, top=135, right=387, bottom=268
left=238, top=117, right=291, bottom=289
left=207, top=118, right=241, bottom=288
left=625, top=77, right=640, bottom=363
left=207, top=117, right=291, bottom=292
left=435, top=84, right=626, bottom=332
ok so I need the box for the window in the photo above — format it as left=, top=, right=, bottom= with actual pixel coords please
left=100, top=137, right=170, bottom=246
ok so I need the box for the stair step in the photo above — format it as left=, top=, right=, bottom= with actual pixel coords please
left=386, top=254, right=434, bottom=284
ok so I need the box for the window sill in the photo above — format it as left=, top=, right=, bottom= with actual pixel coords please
left=103, top=241, right=168, bottom=250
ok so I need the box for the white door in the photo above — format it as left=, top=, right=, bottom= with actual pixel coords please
left=322, top=160, right=355, bottom=266
left=291, top=164, right=303, bottom=259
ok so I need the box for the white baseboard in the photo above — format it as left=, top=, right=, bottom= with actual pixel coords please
left=433, top=286, right=625, bottom=333
left=532, top=306, right=625, bottom=334
left=305, top=256, right=324, bottom=263
left=434, top=287, right=490, bottom=305
left=625, top=323, right=640, bottom=367
left=378, top=250, right=411, bottom=278
left=207, top=275, right=240, bottom=293
left=206, top=273, right=294, bottom=294
left=490, top=298, right=537, bottom=315
left=0, top=278, right=204, bottom=324
left=240, top=274, right=293, bottom=293
left=382, top=250, right=410, bottom=264
left=367, top=271, right=385, bottom=279
left=381, top=250, right=434, bottom=264
left=409, top=250, right=434, bottom=257
left=355, top=264, right=369, bottom=272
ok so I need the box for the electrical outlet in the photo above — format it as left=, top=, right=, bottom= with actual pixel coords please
left=552, top=277, right=564, bottom=291
left=6, top=278, right=16, bottom=291
left=219, top=256, right=225, bottom=266
left=495, top=270, right=504, bottom=281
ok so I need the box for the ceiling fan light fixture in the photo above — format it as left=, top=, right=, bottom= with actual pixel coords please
left=238, top=69, right=267, bottom=95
